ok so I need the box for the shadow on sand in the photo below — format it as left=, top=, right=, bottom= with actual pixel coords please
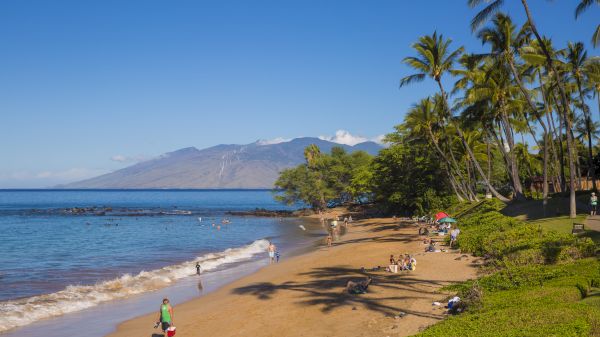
left=231, top=265, right=450, bottom=319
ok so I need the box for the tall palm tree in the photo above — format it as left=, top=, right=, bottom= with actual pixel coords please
left=400, top=32, right=509, bottom=201
left=458, top=57, right=527, bottom=199
left=584, top=57, right=600, bottom=121
left=469, top=0, right=579, bottom=217
left=566, top=42, right=596, bottom=190
left=574, top=0, right=600, bottom=47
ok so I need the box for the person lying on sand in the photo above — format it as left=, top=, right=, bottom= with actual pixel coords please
left=345, top=276, right=372, bottom=294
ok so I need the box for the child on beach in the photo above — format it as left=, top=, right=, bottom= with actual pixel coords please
left=268, top=242, right=276, bottom=263
left=326, top=234, right=333, bottom=247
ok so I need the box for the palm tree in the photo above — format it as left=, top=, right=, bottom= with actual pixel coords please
left=574, top=0, right=600, bottom=47
left=400, top=32, right=510, bottom=201
left=469, top=0, right=580, bottom=217
left=566, top=42, right=596, bottom=190
left=584, top=57, right=600, bottom=121
left=457, top=56, right=527, bottom=200
left=404, top=97, right=471, bottom=201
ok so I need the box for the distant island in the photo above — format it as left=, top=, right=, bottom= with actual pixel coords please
left=58, top=137, right=382, bottom=189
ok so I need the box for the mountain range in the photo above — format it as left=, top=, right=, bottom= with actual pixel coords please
left=60, top=137, right=382, bottom=189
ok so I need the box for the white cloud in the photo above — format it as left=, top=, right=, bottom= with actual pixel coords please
left=372, top=134, right=387, bottom=145
left=256, top=137, right=292, bottom=145
left=110, top=154, right=147, bottom=163
left=319, top=130, right=384, bottom=146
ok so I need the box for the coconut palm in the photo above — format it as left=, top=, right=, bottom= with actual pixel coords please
left=469, top=0, right=580, bottom=217
left=404, top=97, right=473, bottom=201
left=455, top=51, right=532, bottom=200
left=574, top=0, right=600, bottom=47
left=566, top=42, right=596, bottom=190
left=400, top=32, right=509, bottom=201
left=475, top=13, right=559, bottom=203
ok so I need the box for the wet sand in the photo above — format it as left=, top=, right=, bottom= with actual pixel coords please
left=107, top=217, right=478, bottom=337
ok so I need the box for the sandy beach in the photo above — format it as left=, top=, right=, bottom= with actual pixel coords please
left=107, top=216, right=479, bottom=337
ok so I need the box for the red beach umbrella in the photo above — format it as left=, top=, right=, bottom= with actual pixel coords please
left=435, top=212, right=450, bottom=221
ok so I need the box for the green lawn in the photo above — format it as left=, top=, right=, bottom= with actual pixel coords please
left=526, top=214, right=587, bottom=234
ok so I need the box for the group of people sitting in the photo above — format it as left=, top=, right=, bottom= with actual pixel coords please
left=387, top=254, right=416, bottom=273
left=419, top=223, right=461, bottom=252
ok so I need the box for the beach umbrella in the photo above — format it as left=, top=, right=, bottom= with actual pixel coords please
left=438, top=217, right=457, bottom=223
left=435, top=212, right=450, bottom=221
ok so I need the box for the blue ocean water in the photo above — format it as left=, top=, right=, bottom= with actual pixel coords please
left=0, top=190, right=308, bottom=333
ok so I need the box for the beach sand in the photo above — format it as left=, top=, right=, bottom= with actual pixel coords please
left=107, top=217, right=478, bottom=337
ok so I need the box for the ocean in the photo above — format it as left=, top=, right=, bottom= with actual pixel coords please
left=0, top=190, right=318, bottom=335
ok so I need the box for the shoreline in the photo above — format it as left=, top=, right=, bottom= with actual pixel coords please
left=106, top=216, right=479, bottom=337
left=0, top=216, right=322, bottom=337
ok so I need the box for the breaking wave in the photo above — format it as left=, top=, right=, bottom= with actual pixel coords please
left=0, top=239, right=270, bottom=333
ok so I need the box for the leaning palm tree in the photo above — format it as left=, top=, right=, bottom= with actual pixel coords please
left=400, top=32, right=509, bottom=201
left=469, top=0, right=581, bottom=217
left=566, top=42, right=596, bottom=190
left=404, top=97, right=472, bottom=201
left=574, top=0, right=600, bottom=47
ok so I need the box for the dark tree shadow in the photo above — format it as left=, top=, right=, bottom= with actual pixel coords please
left=232, top=265, right=452, bottom=319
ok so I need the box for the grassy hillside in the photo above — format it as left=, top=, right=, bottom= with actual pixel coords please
left=417, top=199, right=600, bottom=337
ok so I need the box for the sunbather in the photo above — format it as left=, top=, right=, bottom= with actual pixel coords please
left=345, top=276, right=372, bottom=294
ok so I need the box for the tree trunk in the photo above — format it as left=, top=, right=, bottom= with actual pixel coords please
left=426, top=128, right=470, bottom=201
left=436, top=79, right=509, bottom=202
left=520, top=0, right=576, bottom=217
left=575, top=76, right=596, bottom=191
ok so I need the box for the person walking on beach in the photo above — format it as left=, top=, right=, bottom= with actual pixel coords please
left=268, top=242, right=276, bottom=263
left=156, top=298, right=174, bottom=335
left=326, top=233, right=333, bottom=247
left=195, top=262, right=202, bottom=275
left=591, top=192, right=598, bottom=216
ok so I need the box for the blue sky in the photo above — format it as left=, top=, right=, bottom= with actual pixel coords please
left=0, top=0, right=598, bottom=187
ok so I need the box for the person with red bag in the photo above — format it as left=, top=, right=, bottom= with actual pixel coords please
left=155, top=298, right=175, bottom=336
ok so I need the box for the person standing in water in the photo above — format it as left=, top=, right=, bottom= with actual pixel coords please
left=268, top=242, right=276, bottom=263
left=156, top=298, right=174, bottom=334
left=195, top=262, right=202, bottom=275
left=591, top=192, right=598, bottom=216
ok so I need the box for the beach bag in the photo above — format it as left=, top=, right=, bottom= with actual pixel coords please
left=167, top=326, right=176, bottom=337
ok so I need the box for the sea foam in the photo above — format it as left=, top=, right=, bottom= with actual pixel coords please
left=0, top=239, right=270, bottom=333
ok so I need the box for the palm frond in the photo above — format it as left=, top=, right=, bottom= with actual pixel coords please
left=399, top=73, right=426, bottom=88
left=575, top=0, right=599, bottom=18
left=470, top=0, right=504, bottom=32
left=593, top=24, right=600, bottom=48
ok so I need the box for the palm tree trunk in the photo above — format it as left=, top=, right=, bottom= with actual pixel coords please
left=575, top=76, right=596, bottom=191
left=539, top=71, right=562, bottom=192
left=508, top=59, right=552, bottom=205
left=436, top=79, right=509, bottom=202
left=426, top=128, right=470, bottom=201
left=551, top=99, right=567, bottom=192
left=520, top=0, right=576, bottom=218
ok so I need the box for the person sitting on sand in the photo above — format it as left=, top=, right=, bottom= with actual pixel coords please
left=345, top=276, right=372, bottom=294
left=409, top=255, right=417, bottom=270
left=388, top=255, right=398, bottom=273
left=156, top=298, right=174, bottom=334
left=426, top=240, right=436, bottom=252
